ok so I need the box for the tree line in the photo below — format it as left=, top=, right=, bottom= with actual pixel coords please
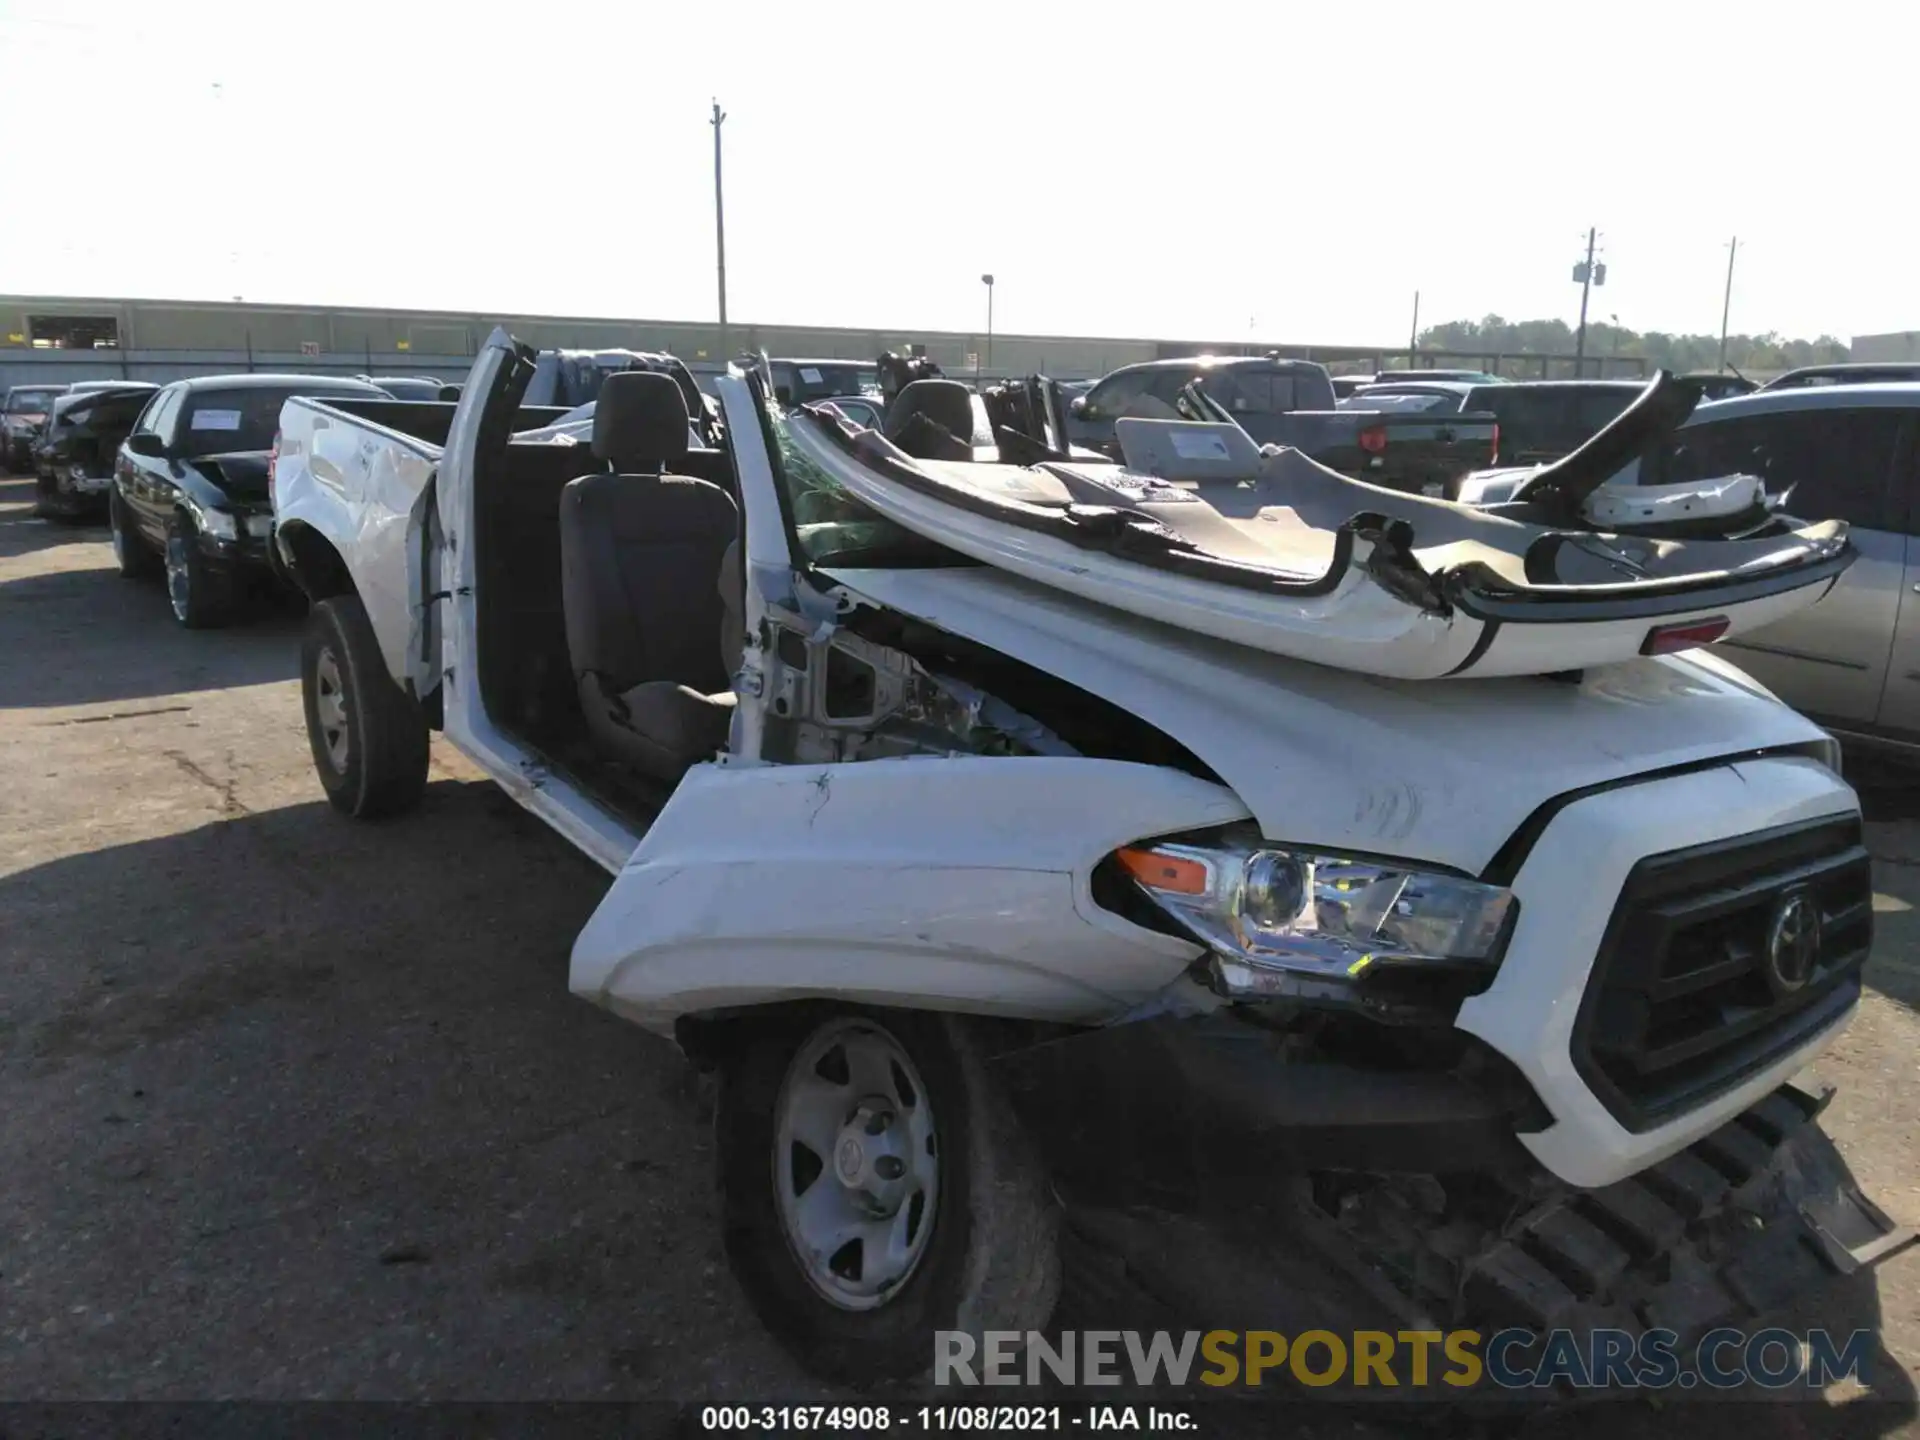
left=1415, top=315, right=1849, bottom=375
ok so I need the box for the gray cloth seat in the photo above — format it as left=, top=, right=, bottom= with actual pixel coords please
left=558, top=371, right=739, bottom=782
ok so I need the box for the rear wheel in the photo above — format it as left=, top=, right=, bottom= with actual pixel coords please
left=165, top=513, right=236, bottom=628
left=302, top=593, right=430, bottom=819
left=110, top=490, right=161, bottom=579
left=717, top=1006, right=1059, bottom=1384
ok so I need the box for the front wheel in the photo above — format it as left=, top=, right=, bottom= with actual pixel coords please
left=302, top=593, right=430, bottom=819
left=717, top=1007, right=1060, bottom=1384
left=110, top=490, right=162, bottom=579
left=165, top=513, right=236, bottom=628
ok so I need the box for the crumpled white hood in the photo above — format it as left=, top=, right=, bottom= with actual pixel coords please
left=823, top=564, right=1834, bottom=876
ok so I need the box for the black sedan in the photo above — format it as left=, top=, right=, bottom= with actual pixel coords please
left=109, top=373, right=388, bottom=628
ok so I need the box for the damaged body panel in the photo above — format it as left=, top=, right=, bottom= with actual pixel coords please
left=781, top=372, right=1853, bottom=681
left=810, top=563, right=1838, bottom=878
left=568, top=756, right=1243, bottom=1033
left=274, top=400, right=443, bottom=694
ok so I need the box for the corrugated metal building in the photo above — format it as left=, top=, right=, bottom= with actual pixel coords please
left=0, top=293, right=1398, bottom=391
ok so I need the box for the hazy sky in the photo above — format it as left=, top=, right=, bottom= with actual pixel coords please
left=0, top=0, right=1908, bottom=346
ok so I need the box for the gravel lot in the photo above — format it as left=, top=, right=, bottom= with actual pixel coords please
left=2, top=469, right=1918, bottom=1434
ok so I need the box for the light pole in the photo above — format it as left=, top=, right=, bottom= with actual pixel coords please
left=980, top=274, right=995, bottom=383
left=712, top=100, right=730, bottom=360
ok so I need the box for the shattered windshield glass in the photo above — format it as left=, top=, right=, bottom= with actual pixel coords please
left=770, top=413, right=961, bottom=568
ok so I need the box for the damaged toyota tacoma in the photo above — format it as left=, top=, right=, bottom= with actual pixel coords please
left=269, top=327, right=1913, bottom=1386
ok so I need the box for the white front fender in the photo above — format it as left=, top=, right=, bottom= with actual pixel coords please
left=569, top=756, right=1248, bottom=1034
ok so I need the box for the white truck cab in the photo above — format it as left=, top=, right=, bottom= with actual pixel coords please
left=270, top=328, right=1910, bottom=1383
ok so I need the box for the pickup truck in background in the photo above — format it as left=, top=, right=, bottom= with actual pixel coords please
left=1352, top=378, right=1645, bottom=468
left=1067, top=354, right=1496, bottom=496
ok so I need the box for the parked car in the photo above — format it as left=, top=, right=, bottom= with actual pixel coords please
left=3, top=383, right=69, bottom=472
left=31, top=383, right=159, bottom=520
left=266, top=326, right=1904, bottom=1382
left=1069, top=355, right=1496, bottom=495
left=1759, top=362, right=1920, bottom=392
left=109, top=373, right=390, bottom=627
left=1357, top=378, right=1645, bottom=467
left=1460, top=382, right=1920, bottom=759
left=357, top=374, right=451, bottom=402
left=1329, top=374, right=1376, bottom=399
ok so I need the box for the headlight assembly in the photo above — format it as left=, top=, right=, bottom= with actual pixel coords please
left=199, top=509, right=238, bottom=540
left=1112, top=829, right=1515, bottom=1001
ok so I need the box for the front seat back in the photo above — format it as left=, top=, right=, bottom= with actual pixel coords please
left=559, top=371, right=739, bottom=780
left=885, top=378, right=977, bottom=460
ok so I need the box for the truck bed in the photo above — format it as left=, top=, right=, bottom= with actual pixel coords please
left=1274, top=408, right=1499, bottom=497
left=303, top=396, right=574, bottom=453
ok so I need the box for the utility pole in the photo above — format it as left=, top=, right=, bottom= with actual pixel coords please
left=980, top=274, right=995, bottom=382
left=712, top=101, right=729, bottom=360
left=1718, top=236, right=1739, bottom=373
left=1408, top=289, right=1420, bottom=366
left=1571, top=227, right=1604, bottom=379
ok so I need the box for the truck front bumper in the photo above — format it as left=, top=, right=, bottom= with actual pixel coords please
left=998, top=1012, right=1913, bottom=1345
left=1457, top=754, right=1864, bottom=1189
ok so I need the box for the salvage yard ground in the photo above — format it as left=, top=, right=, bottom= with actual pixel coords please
left=2, top=468, right=1920, bottom=1435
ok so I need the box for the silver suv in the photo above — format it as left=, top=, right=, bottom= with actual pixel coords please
left=1472, top=384, right=1920, bottom=755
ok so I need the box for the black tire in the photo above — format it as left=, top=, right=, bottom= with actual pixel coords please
left=110, top=490, right=162, bottom=579
left=302, top=593, right=430, bottom=819
left=717, top=1005, right=1060, bottom=1385
left=163, top=512, right=237, bottom=628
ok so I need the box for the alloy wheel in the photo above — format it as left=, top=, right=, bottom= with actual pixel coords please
left=165, top=532, right=193, bottom=621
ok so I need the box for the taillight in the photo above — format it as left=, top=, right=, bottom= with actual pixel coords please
left=1358, top=424, right=1388, bottom=455
left=1641, top=617, right=1730, bottom=655
left=1489, top=422, right=1500, bottom=465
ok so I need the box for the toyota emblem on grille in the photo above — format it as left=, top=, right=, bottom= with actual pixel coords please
left=1764, top=890, right=1822, bottom=996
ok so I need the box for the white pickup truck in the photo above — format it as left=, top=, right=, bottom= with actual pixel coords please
left=270, top=328, right=1909, bottom=1384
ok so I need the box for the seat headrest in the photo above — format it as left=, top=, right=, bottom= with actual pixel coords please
left=593, top=371, right=690, bottom=469
left=885, top=379, right=975, bottom=445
